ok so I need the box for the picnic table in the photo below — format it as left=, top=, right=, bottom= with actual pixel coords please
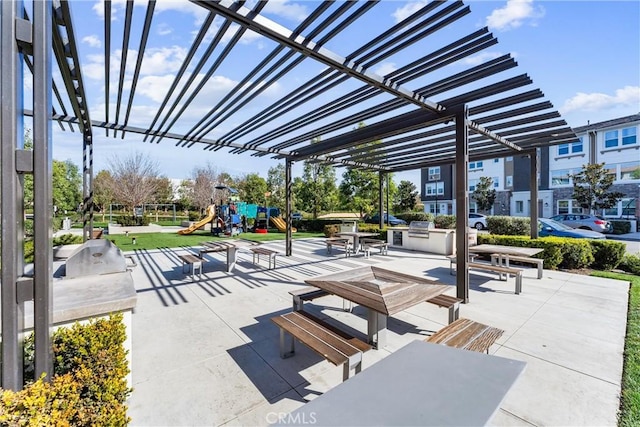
left=334, top=231, right=379, bottom=254
left=468, top=244, right=545, bottom=279
left=273, top=340, right=526, bottom=427
left=199, top=240, right=258, bottom=272
left=305, top=266, right=449, bottom=348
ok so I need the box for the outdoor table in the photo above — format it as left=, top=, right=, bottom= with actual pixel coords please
left=334, top=231, right=379, bottom=254
left=200, top=239, right=257, bottom=272
left=468, top=244, right=544, bottom=271
left=305, top=266, right=449, bottom=348
left=272, top=340, right=526, bottom=427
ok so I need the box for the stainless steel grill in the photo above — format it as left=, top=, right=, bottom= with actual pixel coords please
left=407, top=221, right=434, bottom=238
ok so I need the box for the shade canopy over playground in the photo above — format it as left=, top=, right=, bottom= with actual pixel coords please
left=2, top=0, right=578, bottom=389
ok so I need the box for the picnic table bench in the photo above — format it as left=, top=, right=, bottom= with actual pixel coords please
left=425, top=317, right=504, bottom=353
left=271, top=310, right=371, bottom=381
left=469, top=262, right=524, bottom=294
left=360, top=238, right=388, bottom=258
left=491, top=254, right=544, bottom=279
left=426, top=294, right=463, bottom=324
left=247, top=246, right=279, bottom=270
left=325, top=238, right=352, bottom=257
left=179, top=253, right=203, bottom=281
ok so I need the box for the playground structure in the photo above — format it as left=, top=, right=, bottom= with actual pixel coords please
left=270, top=216, right=297, bottom=233
left=177, top=205, right=223, bottom=235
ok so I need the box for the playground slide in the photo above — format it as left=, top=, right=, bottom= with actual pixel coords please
left=178, top=205, right=219, bottom=235
left=270, top=216, right=297, bottom=233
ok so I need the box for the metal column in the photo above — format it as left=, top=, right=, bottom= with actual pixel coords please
left=529, top=150, right=539, bottom=239
left=285, top=159, right=292, bottom=256
left=1, top=0, right=26, bottom=389
left=378, top=171, right=384, bottom=228
left=82, top=133, right=94, bottom=241
left=454, top=107, right=470, bottom=303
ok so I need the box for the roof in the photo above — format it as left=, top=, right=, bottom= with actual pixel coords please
left=41, top=0, right=577, bottom=172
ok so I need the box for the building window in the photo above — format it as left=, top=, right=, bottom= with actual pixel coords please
left=622, top=127, right=637, bottom=145
left=620, top=162, right=640, bottom=180
left=506, top=156, right=513, bottom=161
left=558, top=138, right=583, bottom=155
left=494, top=158, right=499, bottom=163
left=572, top=138, right=583, bottom=153
left=604, top=164, right=617, bottom=180
left=605, top=130, right=618, bottom=148
left=425, top=182, right=444, bottom=195
left=558, top=200, right=583, bottom=215
left=493, top=176, right=499, bottom=188
left=469, top=202, right=478, bottom=213
left=551, top=169, right=571, bottom=186
left=468, top=179, right=478, bottom=192
left=622, top=198, right=636, bottom=218
left=515, top=201, right=523, bottom=213
left=428, top=166, right=440, bottom=181
left=506, top=175, right=513, bottom=187
left=558, top=144, right=569, bottom=155
left=469, top=161, right=483, bottom=170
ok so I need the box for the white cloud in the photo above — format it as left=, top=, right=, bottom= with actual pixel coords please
left=561, top=86, right=640, bottom=113
left=485, top=0, right=545, bottom=32
left=374, top=62, right=398, bottom=78
left=82, top=35, right=102, bottom=48
left=461, top=51, right=505, bottom=66
left=139, top=46, right=187, bottom=75
left=262, top=0, right=309, bottom=23
left=156, top=23, right=173, bottom=36
left=393, top=1, right=429, bottom=24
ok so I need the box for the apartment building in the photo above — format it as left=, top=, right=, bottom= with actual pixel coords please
left=420, top=114, right=640, bottom=224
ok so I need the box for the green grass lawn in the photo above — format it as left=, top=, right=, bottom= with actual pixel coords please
left=591, top=271, right=639, bottom=426
left=105, top=230, right=324, bottom=251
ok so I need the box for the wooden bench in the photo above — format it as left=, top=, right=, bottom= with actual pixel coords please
left=360, top=238, right=388, bottom=258
left=425, top=318, right=504, bottom=353
left=179, top=254, right=203, bottom=280
left=271, top=311, right=371, bottom=381
left=325, top=238, right=352, bottom=257
left=91, top=229, right=103, bottom=239
left=468, top=262, right=524, bottom=295
left=248, top=246, right=279, bottom=269
left=426, top=294, right=463, bottom=324
left=446, top=254, right=478, bottom=275
left=491, top=254, right=544, bottom=279
left=289, top=286, right=330, bottom=311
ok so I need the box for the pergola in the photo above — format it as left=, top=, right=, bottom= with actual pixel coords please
left=1, top=0, right=578, bottom=389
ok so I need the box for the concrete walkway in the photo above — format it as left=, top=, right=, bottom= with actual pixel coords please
left=123, top=238, right=629, bottom=426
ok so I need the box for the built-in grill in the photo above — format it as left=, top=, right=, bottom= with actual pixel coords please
left=65, top=239, right=127, bottom=279
left=407, top=221, right=434, bottom=238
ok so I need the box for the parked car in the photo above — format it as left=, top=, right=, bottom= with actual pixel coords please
left=549, top=213, right=612, bottom=233
left=538, top=218, right=606, bottom=239
left=364, top=213, right=407, bottom=226
left=291, top=212, right=303, bottom=220
left=469, top=213, right=488, bottom=230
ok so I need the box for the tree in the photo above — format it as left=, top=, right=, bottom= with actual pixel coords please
left=93, top=170, right=115, bottom=221
left=238, top=173, right=267, bottom=205
left=395, top=180, right=419, bottom=212
left=296, top=154, right=338, bottom=219
left=266, top=164, right=286, bottom=211
left=152, top=177, right=175, bottom=204
left=107, top=152, right=162, bottom=214
left=472, top=176, right=497, bottom=212
left=571, top=163, right=624, bottom=214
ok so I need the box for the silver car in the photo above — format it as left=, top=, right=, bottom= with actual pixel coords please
left=549, top=214, right=612, bottom=234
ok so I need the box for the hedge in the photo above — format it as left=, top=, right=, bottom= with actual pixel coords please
left=0, top=313, right=131, bottom=426
left=477, top=234, right=627, bottom=271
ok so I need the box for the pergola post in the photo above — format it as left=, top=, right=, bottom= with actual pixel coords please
left=529, top=150, right=539, bottom=239
left=285, top=158, right=292, bottom=256
left=378, top=171, right=384, bottom=228
left=82, top=132, right=94, bottom=241
left=455, top=106, right=470, bottom=303
left=1, top=0, right=26, bottom=390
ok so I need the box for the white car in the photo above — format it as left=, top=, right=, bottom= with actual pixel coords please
left=469, top=213, right=488, bottom=230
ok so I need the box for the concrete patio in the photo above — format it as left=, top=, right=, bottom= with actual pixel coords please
left=124, top=238, right=629, bottom=426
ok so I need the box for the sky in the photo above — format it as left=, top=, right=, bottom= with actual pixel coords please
left=35, top=0, right=640, bottom=188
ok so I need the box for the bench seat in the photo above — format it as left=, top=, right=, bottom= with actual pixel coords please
left=272, top=311, right=371, bottom=381
left=248, top=246, right=279, bottom=269
left=426, top=318, right=504, bottom=353
left=360, top=238, right=388, bottom=258
left=289, top=286, right=331, bottom=311
left=491, top=254, right=544, bottom=279
left=447, top=254, right=478, bottom=275
left=468, top=262, right=524, bottom=294
left=325, top=238, right=352, bottom=257
left=179, top=254, right=203, bottom=280
left=426, top=294, right=463, bottom=324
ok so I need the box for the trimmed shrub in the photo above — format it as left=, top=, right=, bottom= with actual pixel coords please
left=590, top=240, right=626, bottom=271
left=611, top=220, right=632, bottom=235
left=559, top=239, right=594, bottom=270
left=3, top=314, right=131, bottom=426
left=619, top=253, right=640, bottom=276
left=486, top=216, right=530, bottom=236
left=433, top=215, right=456, bottom=229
